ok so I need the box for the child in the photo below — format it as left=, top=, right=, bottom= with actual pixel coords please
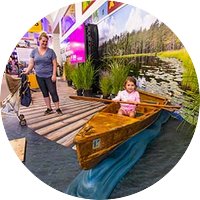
left=113, top=76, right=140, bottom=117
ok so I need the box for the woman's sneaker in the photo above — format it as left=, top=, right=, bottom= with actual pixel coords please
left=44, top=108, right=53, bottom=115
left=56, top=108, right=63, bottom=115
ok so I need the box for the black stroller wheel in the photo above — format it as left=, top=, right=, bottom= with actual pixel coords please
left=19, top=114, right=25, bottom=120
left=20, top=119, right=27, bottom=126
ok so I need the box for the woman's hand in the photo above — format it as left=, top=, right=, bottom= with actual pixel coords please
left=21, top=68, right=28, bottom=75
left=51, top=74, right=57, bottom=82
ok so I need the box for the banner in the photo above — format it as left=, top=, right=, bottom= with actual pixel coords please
left=61, top=4, right=76, bottom=36
left=28, top=21, right=42, bottom=33
left=108, top=1, right=123, bottom=14
left=92, top=1, right=108, bottom=23
left=82, top=0, right=95, bottom=14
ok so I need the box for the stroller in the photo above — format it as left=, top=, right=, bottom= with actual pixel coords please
left=1, top=73, right=32, bottom=126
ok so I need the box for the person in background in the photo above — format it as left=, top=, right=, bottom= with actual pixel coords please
left=113, top=76, right=140, bottom=117
left=24, top=31, right=62, bottom=115
left=14, top=59, right=19, bottom=75
left=6, top=57, right=12, bottom=74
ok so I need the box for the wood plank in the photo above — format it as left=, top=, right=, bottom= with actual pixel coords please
left=57, top=128, right=82, bottom=146
left=46, top=119, right=87, bottom=141
left=26, top=102, right=102, bottom=123
left=28, top=104, right=104, bottom=129
left=19, top=80, right=107, bottom=148
left=35, top=106, right=105, bottom=135
left=20, top=101, right=79, bottom=114
left=20, top=99, right=90, bottom=110
left=9, top=137, right=26, bottom=161
left=22, top=101, right=102, bottom=119
left=57, top=113, right=96, bottom=147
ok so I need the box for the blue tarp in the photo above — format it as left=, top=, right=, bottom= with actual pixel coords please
left=66, top=110, right=171, bottom=199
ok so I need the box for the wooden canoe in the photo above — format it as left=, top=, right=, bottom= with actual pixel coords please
left=73, top=90, right=168, bottom=170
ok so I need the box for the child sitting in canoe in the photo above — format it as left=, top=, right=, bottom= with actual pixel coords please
left=113, top=76, right=140, bottom=117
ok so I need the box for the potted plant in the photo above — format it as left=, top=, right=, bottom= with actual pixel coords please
left=99, top=71, right=112, bottom=99
left=79, top=57, right=96, bottom=97
left=109, top=59, right=130, bottom=96
left=64, top=62, right=74, bottom=86
left=71, top=66, right=84, bottom=96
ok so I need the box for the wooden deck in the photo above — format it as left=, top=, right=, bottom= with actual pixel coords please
left=20, top=79, right=105, bottom=147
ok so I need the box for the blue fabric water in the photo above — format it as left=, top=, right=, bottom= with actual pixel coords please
left=66, top=110, right=170, bottom=199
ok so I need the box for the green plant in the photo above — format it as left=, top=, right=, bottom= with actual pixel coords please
left=71, top=67, right=83, bottom=90
left=158, top=48, right=198, bottom=91
left=64, top=62, right=74, bottom=81
left=158, top=48, right=199, bottom=128
left=99, top=71, right=112, bottom=97
left=79, top=57, right=96, bottom=90
left=109, top=59, right=130, bottom=95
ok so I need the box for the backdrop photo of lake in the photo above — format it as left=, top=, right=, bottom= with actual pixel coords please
left=97, top=3, right=199, bottom=127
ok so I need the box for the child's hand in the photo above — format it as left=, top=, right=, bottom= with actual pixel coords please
left=134, top=101, right=139, bottom=105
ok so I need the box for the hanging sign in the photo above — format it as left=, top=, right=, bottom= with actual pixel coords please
left=82, top=0, right=95, bottom=14
left=92, top=1, right=108, bottom=23
left=61, top=4, right=76, bottom=36
left=108, top=1, right=123, bottom=14
left=28, top=21, right=42, bottom=33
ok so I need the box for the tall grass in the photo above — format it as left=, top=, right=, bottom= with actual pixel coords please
left=99, top=71, right=112, bottom=97
left=108, top=60, right=130, bottom=95
left=71, top=66, right=84, bottom=90
left=64, top=62, right=74, bottom=81
left=79, top=57, right=96, bottom=90
left=158, top=48, right=198, bottom=91
left=158, top=48, right=199, bottom=128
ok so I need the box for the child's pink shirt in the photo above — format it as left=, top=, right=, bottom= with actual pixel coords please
left=113, top=90, right=140, bottom=112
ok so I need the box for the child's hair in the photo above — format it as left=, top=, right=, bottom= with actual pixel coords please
left=123, top=76, right=137, bottom=88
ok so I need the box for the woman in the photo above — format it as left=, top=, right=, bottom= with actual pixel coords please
left=24, top=32, right=62, bottom=115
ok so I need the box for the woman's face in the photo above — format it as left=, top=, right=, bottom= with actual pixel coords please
left=39, top=36, right=48, bottom=48
left=125, top=80, right=135, bottom=93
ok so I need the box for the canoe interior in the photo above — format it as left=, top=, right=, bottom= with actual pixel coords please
left=74, top=90, right=168, bottom=169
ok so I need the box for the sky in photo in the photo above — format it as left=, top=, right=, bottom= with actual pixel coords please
left=98, top=4, right=158, bottom=45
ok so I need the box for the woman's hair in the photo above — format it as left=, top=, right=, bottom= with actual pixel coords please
left=38, top=31, right=49, bottom=41
left=123, top=76, right=137, bottom=88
